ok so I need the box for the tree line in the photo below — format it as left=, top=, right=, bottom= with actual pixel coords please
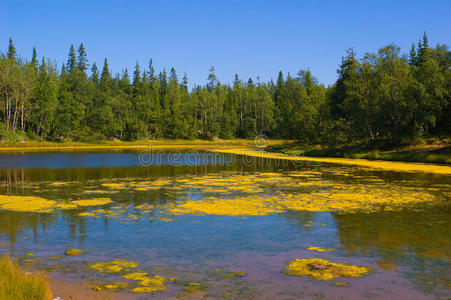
left=0, top=33, right=449, bottom=144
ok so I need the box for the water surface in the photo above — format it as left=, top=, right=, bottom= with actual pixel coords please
left=0, top=149, right=449, bottom=299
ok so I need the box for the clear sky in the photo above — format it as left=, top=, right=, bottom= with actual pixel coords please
left=1, top=0, right=450, bottom=87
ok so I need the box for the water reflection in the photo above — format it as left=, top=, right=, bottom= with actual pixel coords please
left=0, top=149, right=449, bottom=298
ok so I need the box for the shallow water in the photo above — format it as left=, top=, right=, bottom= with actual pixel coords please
left=0, top=149, right=449, bottom=299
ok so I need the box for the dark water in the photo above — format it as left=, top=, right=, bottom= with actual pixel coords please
left=0, top=149, right=449, bottom=299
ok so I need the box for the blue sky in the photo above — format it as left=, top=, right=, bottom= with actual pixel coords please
left=1, top=0, right=450, bottom=87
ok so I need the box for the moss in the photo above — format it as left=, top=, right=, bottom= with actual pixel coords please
left=284, top=258, right=371, bottom=280
left=64, top=249, right=84, bottom=256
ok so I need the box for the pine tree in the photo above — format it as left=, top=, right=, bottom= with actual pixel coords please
left=182, top=73, right=188, bottom=89
left=207, top=66, right=217, bottom=90
left=7, top=38, right=16, bottom=60
left=149, top=59, right=156, bottom=82
left=67, top=45, right=76, bottom=72
left=170, top=67, right=178, bottom=83
left=100, top=58, right=111, bottom=91
left=77, top=43, right=88, bottom=74
left=409, top=43, right=417, bottom=65
left=31, top=47, right=38, bottom=66
left=90, top=63, right=99, bottom=85
left=133, top=61, right=141, bottom=86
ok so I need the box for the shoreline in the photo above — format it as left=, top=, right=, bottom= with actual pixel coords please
left=0, top=140, right=450, bottom=170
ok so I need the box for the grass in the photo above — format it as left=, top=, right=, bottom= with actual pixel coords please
left=0, top=138, right=289, bottom=151
left=0, top=254, right=52, bottom=300
left=268, top=138, right=451, bottom=164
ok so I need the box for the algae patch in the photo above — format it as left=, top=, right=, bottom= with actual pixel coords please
left=90, top=259, right=139, bottom=274
left=307, top=246, right=335, bottom=253
left=0, top=195, right=56, bottom=213
left=284, top=258, right=371, bottom=280
left=71, top=198, right=113, bottom=207
left=64, top=248, right=84, bottom=256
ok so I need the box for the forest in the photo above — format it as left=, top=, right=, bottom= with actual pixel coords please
left=0, top=33, right=449, bottom=144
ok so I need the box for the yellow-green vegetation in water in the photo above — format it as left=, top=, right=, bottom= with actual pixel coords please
left=213, top=148, right=451, bottom=175
left=332, top=281, right=349, bottom=286
left=90, top=259, right=139, bottom=274
left=64, top=248, right=84, bottom=256
left=225, top=272, right=247, bottom=277
left=47, top=256, right=61, bottom=260
left=71, top=198, right=113, bottom=207
left=307, top=246, right=335, bottom=253
left=166, top=171, right=442, bottom=216
left=0, top=195, right=56, bottom=213
left=103, top=282, right=128, bottom=290
left=0, top=255, right=52, bottom=300
left=127, top=274, right=167, bottom=293
left=170, top=196, right=284, bottom=216
left=284, top=258, right=371, bottom=280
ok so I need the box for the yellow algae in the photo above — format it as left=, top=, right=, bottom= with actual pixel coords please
left=49, top=182, right=69, bottom=186
left=332, top=281, right=349, bottom=286
left=134, top=187, right=160, bottom=191
left=55, top=203, right=78, bottom=210
left=307, top=247, right=336, bottom=253
left=72, top=198, right=113, bottom=207
left=83, top=190, right=116, bottom=194
left=90, top=259, right=139, bottom=274
left=284, top=258, right=371, bottom=280
left=65, top=248, right=84, bottom=256
left=101, top=183, right=127, bottom=189
left=122, top=272, right=148, bottom=281
left=135, top=204, right=154, bottom=210
left=129, top=275, right=167, bottom=293
left=79, top=212, right=97, bottom=217
left=169, top=196, right=284, bottom=216
left=104, top=282, right=128, bottom=290
left=212, top=148, right=451, bottom=175
left=0, top=195, right=56, bottom=213
left=48, top=256, right=61, bottom=260
left=225, top=272, right=247, bottom=277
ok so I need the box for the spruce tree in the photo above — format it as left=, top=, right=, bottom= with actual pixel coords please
left=100, top=58, right=111, bottom=91
left=31, top=47, right=38, bottom=66
left=77, top=43, right=88, bottom=74
left=7, top=38, right=16, bottom=60
left=67, top=45, right=76, bottom=72
left=90, top=63, right=99, bottom=85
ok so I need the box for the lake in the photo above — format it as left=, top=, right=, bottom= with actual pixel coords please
left=0, top=148, right=449, bottom=299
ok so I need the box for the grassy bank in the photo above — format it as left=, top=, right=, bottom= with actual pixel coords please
left=0, top=139, right=289, bottom=151
left=0, top=255, right=52, bottom=300
left=268, top=138, right=451, bottom=165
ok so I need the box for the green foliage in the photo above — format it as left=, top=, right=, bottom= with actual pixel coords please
left=0, top=35, right=449, bottom=144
